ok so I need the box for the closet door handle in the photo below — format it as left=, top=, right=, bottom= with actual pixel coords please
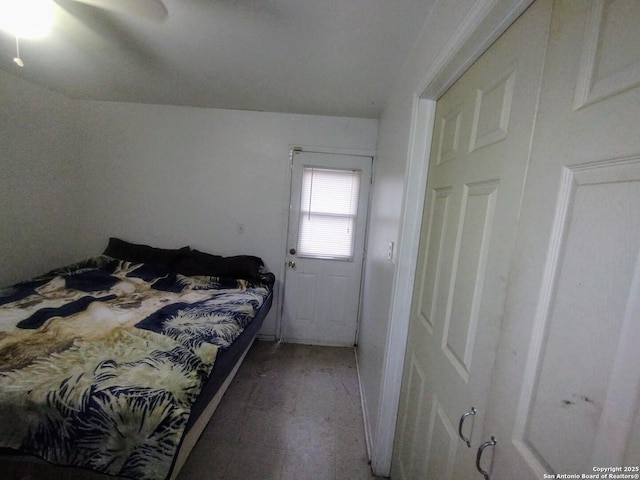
left=476, top=436, right=497, bottom=480
left=458, top=406, right=476, bottom=447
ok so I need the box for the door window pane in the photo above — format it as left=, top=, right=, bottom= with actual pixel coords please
left=297, top=167, right=361, bottom=260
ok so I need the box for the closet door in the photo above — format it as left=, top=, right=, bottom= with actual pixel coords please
left=485, top=1, right=640, bottom=478
left=390, top=1, right=551, bottom=478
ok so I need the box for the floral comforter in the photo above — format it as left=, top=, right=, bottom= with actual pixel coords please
left=0, top=256, right=271, bottom=479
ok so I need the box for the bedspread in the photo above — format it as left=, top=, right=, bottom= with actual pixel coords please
left=0, top=256, right=270, bottom=480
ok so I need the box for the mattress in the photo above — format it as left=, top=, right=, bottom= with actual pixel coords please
left=0, top=255, right=273, bottom=480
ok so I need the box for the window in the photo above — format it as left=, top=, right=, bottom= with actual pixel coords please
left=297, top=167, right=361, bottom=260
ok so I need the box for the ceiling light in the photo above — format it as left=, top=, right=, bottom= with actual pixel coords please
left=0, top=0, right=55, bottom=39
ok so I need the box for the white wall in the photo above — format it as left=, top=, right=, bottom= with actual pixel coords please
left=0, top=70, right=82, bottom=287
left=71, top=101, right=378, bottom=337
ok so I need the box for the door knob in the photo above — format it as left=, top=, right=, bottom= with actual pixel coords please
left=287, top=260, right=296, bottom=268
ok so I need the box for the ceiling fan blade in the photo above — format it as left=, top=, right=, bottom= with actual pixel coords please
left=71, top=0, right=168, bottom=21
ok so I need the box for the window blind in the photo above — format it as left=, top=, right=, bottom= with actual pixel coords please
left=297, top=167, right=361, bottom=260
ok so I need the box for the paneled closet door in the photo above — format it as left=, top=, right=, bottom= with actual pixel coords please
left=485, top=1, right=640, bottom=478
left=390, top=1, right=551, bottom=478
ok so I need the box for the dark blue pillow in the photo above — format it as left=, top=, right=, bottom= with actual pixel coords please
left=103, top=237, right=190, bottom=267
left=172, top=249, right=263, bottom=281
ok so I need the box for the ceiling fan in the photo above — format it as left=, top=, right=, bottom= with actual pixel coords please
left=1, top=0, right=167, bottom=66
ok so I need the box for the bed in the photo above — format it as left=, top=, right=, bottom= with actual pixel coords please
left=0, top=238, right=274, bottom=480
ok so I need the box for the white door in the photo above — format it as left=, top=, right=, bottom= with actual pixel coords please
left=282, top=150, right=372, bottom=346
left=484, top=1, right=640, bottom=478
left=391, top=1, right=551, bottom=478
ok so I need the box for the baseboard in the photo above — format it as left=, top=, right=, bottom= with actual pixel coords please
left=354, top=347, right=375, bottom=463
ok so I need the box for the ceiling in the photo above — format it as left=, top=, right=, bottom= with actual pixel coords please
left=0, top=0, right=434, bottom=118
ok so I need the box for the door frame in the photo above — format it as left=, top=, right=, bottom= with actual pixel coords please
left=277, top=145, right=376, bottom=342
left=371, top=0, right=535, bottom=475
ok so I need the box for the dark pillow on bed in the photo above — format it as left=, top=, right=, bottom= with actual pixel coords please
left=173, top=249, right=264, bottom=280
left=103, top=237, right=190, bottom=267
